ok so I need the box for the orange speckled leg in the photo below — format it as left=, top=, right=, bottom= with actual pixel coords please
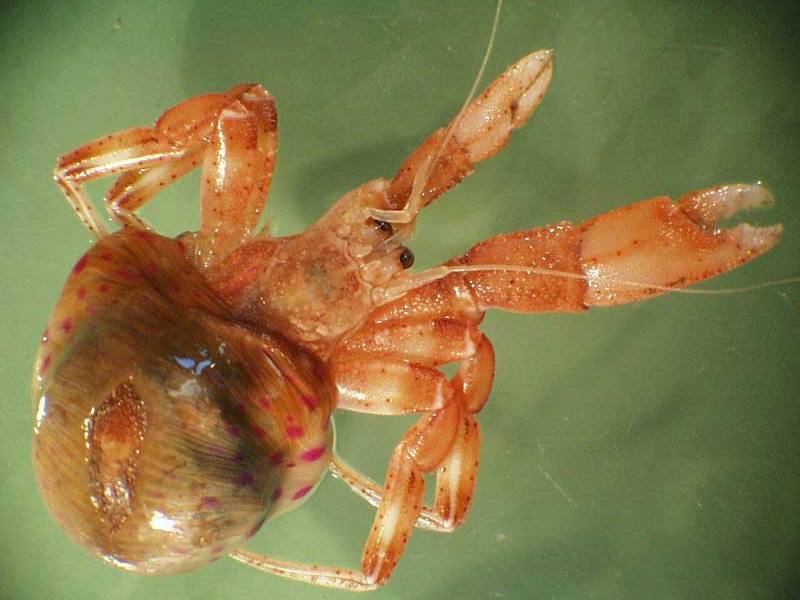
left=359, top=403, right=461, bottom=583
left=53, top=84, right=278, bottom=267
left=329, top=273, right=494, bottom=532
left=331, top=300, right=486, bottom=416
left=430, top=410, right=481, bottom=530
left=330, top=337, right=490, bottom=532
left=329, top=271, right=485, bottom=414
left=453, top=334, right=495, bottom=414
left=229, top=403, right=462, bottom=590
left=54, top=127, right=186, bottom=236
left=103, top=85, right=258, bottom=227
left=104, top=151, right=203, bottom=230
left=339, top=317, right=482, bottom=366
left=331, top=358, right=452, bottom=415
left=331, top=406, right=482, bottom=534
left=195, top=87, right=278, bottom=266
left=331, top=334, right=494, bottom=416
left=332, top=316, right=495, bottom=419
left=55, top=87, right=249, bottom=234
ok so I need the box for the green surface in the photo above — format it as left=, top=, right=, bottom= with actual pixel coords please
left=2, top=1, right=799, bottom=599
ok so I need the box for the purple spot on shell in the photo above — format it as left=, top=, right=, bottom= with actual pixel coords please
left=173, top=547, right=190, bottom=556
left=77, top=287, right=87, bottom=300
left=269, top=451, right=284, bottom=465
left=300, top=445, right=326, bottom=462
left=236, top=472, right=254, bottom=487
left=143, top=262, right=159, bottom=279
left=41, top=354, right=51, bottom=372
left=259, top=396, right=272, bottom=410
left=115, top=268, right=137, bottom=280
left=211, top=545, right=226, bottom=555
left=253, top=425, right=267, bottom=438
left=225, top=424, right=241, bottom=438
left=271, top=488, right=283, bottom=502
left=302, top=394, right=318, bottom=410
left=200, top=496, right=220, bottom=509
left=292, top=485, right=313, bottom=501
left=100, top=251, right=114, bottom=261
left=98, top=283, right=110, bottom=294
left=233, top=452, right=245, bottom=463
left=61, top=318, right=73, bottom=333
left=313, top=361, right=327, bottom=380
left=72, top=255, right=88, bottom=274
left=286, top=462, right=296, bottom=469
left=286, top=425, right=304, bottom=439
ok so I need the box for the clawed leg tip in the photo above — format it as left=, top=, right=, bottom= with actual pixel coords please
left=680, top=182, right=780, bottom=229
left=726, top=182, right=776, bottom=210
left=529, top=48, right=555, bottom=61
left=518, top=49, right=555, bottom=75
left=506, top=50, right=555, bottom=129
left=733, top=223, right=784, bottom=253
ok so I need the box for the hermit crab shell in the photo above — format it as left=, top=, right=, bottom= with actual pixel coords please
left=32, top=230, right=334, bottom=574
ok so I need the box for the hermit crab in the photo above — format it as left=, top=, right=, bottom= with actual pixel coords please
left=33, top=39, right=782, bottom=590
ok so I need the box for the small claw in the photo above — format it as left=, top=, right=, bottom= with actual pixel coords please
left=509, top=49, right=556, bottom=129
left=678, top=182, right=776, bottom=228
left=455, top=49, right=554, bottom=162
left=726, top=222, right=784, bottom=255
left=384, top=49, right=555, bottom=217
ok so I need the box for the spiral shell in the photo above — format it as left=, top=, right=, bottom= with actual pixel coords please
left=33, top=231, right=334, bottom=574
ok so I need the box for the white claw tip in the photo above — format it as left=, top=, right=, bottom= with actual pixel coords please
left=721, top=182, right=775, bottom=210
left=526, top=49, right=555, bottom=65
left=690, top=182, right=777, bottom=226
left=731, top=223, right=784, bottom=253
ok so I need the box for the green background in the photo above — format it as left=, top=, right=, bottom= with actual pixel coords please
left=2, top=1, right=798, bottom=599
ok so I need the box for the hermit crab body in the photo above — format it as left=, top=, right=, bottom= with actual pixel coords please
left=34, top=46, right=781, bottom=590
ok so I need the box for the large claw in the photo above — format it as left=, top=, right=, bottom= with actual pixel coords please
left=581, top=182, right=783, bottom=305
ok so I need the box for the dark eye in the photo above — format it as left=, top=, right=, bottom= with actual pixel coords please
left=372, top=219, right=393, bottom=234
left=399, top=248, right=414, bottom=269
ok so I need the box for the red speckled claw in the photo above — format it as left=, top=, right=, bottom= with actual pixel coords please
left=580, top=183, right=783, bottom=305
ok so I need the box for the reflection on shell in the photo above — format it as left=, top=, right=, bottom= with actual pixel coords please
left=33, top=231, right=333, bottom=574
